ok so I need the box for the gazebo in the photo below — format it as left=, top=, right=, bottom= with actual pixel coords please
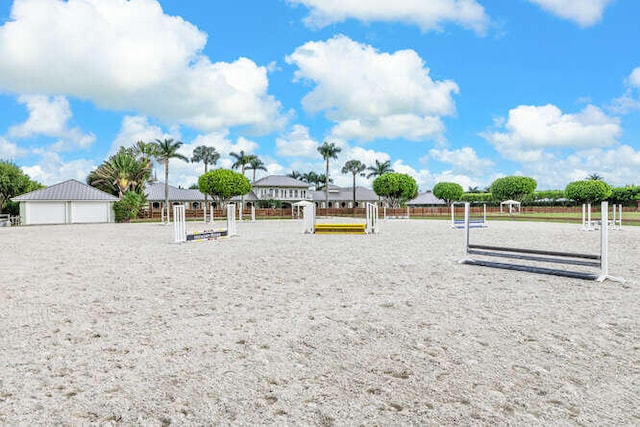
left=500, top=199, right=521, bottom=214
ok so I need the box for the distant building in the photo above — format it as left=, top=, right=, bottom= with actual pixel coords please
left=406, top=191, right=446, bottom=207
left=311, top=185, right=379, bottom=208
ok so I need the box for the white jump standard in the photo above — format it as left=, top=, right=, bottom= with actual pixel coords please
left=460, top=202, right=622, bottom=282
left=174, top=204, right=237, bottom=243
left=451, top=202, right=487, bottom=229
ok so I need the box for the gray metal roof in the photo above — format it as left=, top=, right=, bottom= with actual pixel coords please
left=312, top=186, right=379, bottom=202
left=12, top=179, right=119, bottom=202
left=253, top=175, right=311, bottom=188
left=145, top=182, right=205, bottom=201
left=146, top=182, right=258, bottom=202
left=407, top=191, right=446, bottom=206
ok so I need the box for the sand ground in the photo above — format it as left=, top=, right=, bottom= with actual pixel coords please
left=1, top=218, right=638, bottom=425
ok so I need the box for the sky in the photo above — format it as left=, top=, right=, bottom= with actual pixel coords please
left=1, top=0, right=640, bottom=192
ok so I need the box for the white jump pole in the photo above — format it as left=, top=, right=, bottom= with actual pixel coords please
left=227, top=203, right=237, bottom=237
left=251, top=205, right=256, bottom=222
left=173, top=205, right=186, bottom=243
left=302, top=203, right=315, bottom=233
left=383, top=205, right=387, bottom=220
left=366, top=203, right=379, bottom=234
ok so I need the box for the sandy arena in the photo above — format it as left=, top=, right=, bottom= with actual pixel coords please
left=1, top=218, right=638, bottom=425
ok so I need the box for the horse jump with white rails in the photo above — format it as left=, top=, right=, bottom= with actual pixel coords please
left=460, top=202, right=623, bottom=282
left=303, top=202, right=379, bottom=234
left=383, top=206, right=410, bottom=220
left=582, top=203, right=622, bottom=231
left=451, top=202, right=487, bottom=229
left=174, top=203, right=237, bottom=243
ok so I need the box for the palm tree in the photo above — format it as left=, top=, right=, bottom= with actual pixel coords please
left=315, top=173, right=333, bottom=191
left=191, top=146, right=220, bottom=220
left=317, top=140, right=341, bottom=208
left=301, top=171, right=320, bottom=190
left=287, top=170, right=302, bottom=180
left=90, top=148, right=151, bottom=197
left=587, top=173, right=603, bottom=181
left=152, top=138, right=189, bottom=222
left=342, top=160, right=366, bottom=211
left=247, top=156, right=267, bottom=183
left=467, top=186, right=481, bottom=193
left=229, top=150, right=255, bottom=176
left=191, top=146, right=220, bottom=174
left=366, top=159, right=393, bottom=179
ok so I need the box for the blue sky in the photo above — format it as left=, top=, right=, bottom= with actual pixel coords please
left=1, top=0, right=639, bottom=191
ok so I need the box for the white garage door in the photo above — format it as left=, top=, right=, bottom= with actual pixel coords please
left=28, top=202, right=66, bottom=224
left=71, top=202, right=109, bottom=223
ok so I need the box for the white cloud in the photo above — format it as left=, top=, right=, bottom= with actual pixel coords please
left=288, top=0, right=489, bottom=34
left=8, top=95, right=95, bottom=150
left=21, top=152, right=95, bottom=185
left=0, top=137, right=26, bottom=159
left=527, top=0, right=613, bottom=27
left=286, top=35, right=458, bottom=143
left=482, top=104, right=621, bottom=162
left=0, top=0, right=283, bottom=133
left=427, top=147, right=495, bottom=174
left=629, top=67, right=640, bottom=87
left=276, top=125, right=320, bottom=158
left=109, top=116, right=169, bottom=154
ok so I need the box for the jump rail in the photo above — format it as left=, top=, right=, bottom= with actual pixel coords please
left=451, top=202, right=487, bottom=229
left=174, top=204, right=236, bottom=243
left=303, top=202, right=379, bottom=234
left=460, top=202, right=623, bottom=282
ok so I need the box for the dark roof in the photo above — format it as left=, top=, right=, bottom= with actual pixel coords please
left=145, top=182, right=205, bottom=201
left=12, top=179, right=119, bottom=202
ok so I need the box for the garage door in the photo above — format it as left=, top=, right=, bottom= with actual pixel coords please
left=28, top=202, right=66, bottom=224
left=71, top=202, right=109, bottom=223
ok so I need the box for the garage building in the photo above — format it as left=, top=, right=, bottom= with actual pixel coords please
left=12, top=179, right=119, bottom=225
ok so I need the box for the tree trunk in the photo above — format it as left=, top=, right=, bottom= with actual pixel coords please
left=325, top=158, right=329, bottom=210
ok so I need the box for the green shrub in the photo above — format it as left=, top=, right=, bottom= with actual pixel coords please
left=372, top=173, right=418, bottom=208
left=565, top=180, right=612, bottom=204
left=490, top=176, right=537, bottom=201
left=113, top=191, right=146, bottom=222
left=432, top=182, right=464, bottom=205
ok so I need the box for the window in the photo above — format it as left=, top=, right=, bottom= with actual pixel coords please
left=152, top=202, right=160, bottom=209
left=294, top=189, right=298, bottom=198
left=192, top=202, right=200, bottom=209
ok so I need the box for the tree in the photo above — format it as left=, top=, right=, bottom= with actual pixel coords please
left=113, top=191, right=146, bottom=222
left=565, top=180, right=612, bottom=204
left=587, top=173, right=603, bottom=181
left=287, top=170, right=302, bottom=180
left=372, top=173, right=418, bottom=208
left=301, top=171, right=320, bottom=189
left=152, top=138, right=189, bottom=222
left=198, top=169, right=251, bottom=209
left=317, top=140, right=341, bottom=207
left=191, top=146, right=220, bottom=217
left=0, top=161, right=43, bottom=212
left=366, top=159, right=393, bottom=179
left=433, top=182, right=464, bottom=205
left=490, top=176, right=537, bottom=201
left=191, top=146, right=220, bottom=174
left=229, top=150, right=255, bottom=176
left=341, top=160, right=366, bottom=210
left=247, top=156, right=267, bottom=183
left=89, top=148, right=151, bottom=197
left=315, top=173, right=333, bottom=191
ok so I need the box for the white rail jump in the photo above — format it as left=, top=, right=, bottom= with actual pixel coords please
left=174, top=203, right=237, bottom=243
left=302, top=202, right=379, bottom=234
left=460, top=202, right=622, bottom=282
left=451, top=202, right=487, bottom=229
left=582, top=203, right=622, bottom=231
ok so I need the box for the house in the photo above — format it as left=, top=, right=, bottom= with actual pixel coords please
left=312, top=185, right=379, bottom=208
left=250, top=175, right=312, bottom=208
left=11, top=179, right=118, bottom=225
left=407, top=191, right=446, bottom=207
